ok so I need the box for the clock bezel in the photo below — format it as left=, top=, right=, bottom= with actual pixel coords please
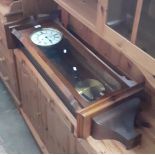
left=30, top=27, right=63, bottom=47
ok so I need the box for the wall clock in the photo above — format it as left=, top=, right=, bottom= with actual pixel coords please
left=30, top=28, right=63, bottom=47
left=11, top=22, right=144, bottom=149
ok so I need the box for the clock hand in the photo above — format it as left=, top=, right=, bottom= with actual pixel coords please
left=54, top=34, right=60, bottom=38
left=49, top=39, right=53, bottom=43
left=45, top=36, right=52, bottom=44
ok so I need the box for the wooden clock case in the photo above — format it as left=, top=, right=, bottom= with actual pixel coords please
left=5, top=18, right=147, bottom=149
left=0, top=0, right=155, bottom=153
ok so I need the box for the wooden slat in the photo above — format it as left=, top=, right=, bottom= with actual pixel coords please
left=131, top=0, right=144, bottom=44
left=96, top=0, right=108, bottom=33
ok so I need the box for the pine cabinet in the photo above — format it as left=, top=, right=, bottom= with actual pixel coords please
left=15, top=49, right=90, bottom=154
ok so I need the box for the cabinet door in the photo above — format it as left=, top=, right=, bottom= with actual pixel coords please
left=15, top=50, right=92, bottom=154
left=15, top=51, right=50, bottom=147
left=15, top=53, right=44, bottom=133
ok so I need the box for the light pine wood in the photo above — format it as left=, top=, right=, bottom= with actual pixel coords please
left=96, top=0, right=108, bottom=33
left=20, top=109, right=49, bottom=154
left=15, top=49, right=94, bottom=154
left=131, top=0, right=144, bottom=44
left=0, top=1, right=22, bottom=22
left=21, top=0, right=57, bottom=16
left=54, top=0, right=97, bottom=29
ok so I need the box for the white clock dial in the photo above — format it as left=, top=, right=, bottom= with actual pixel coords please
left=30, top=28, right=63, bottom=47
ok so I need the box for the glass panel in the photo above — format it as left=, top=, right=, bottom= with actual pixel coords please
left=107, top=0, right=137, bottom=39
left=37, top=37, right=125, bottom=103
left=136, top=0, right=155, bottom=58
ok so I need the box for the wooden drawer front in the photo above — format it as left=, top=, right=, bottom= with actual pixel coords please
left=15, top=50, right=91, bottom=154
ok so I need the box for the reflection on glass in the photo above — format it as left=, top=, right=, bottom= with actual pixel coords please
left=107, top=0, right=137, bottom=39
left=75, top=79, right=105, bottom=101
left=136, top=0, right=155, bottom=58
left=38, top=38, right=124, bottom=102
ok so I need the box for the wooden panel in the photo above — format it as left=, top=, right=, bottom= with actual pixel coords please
left=21, top=0, right=57, bottom=16
left=46, top=100, right=70, bottom=153
left=0, top=39, right=19, bottom=100
left=96, top=0, right=108, bottom=33
left=55, top=0, right=97, bottom=29
left=15, top=49, right=92, bottom=153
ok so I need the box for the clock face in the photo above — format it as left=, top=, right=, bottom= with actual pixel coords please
left=30, top=28, right=63, bottom=47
